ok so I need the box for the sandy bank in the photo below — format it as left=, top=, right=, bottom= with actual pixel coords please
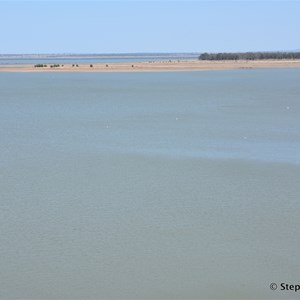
left=1, top=59, right=300, bottom=73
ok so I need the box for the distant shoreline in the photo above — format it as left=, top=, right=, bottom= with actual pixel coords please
left=1, top=59, right=300, bottom=73
left=0, top=53, right=199, bottom=60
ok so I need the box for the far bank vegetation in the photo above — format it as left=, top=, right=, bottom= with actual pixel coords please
left=199, top=52, right=300, bottom=61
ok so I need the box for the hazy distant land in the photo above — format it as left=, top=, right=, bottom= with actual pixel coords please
left=0, top=53, right=199, bottom=60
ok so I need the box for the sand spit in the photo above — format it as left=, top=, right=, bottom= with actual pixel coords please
left=1, top=59, right=300, bottom=73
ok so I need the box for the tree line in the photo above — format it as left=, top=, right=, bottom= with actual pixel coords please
left=199, top=52, right=300, bottom=61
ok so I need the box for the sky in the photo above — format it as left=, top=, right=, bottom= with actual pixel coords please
left=0, top=1, right=299, bottom=54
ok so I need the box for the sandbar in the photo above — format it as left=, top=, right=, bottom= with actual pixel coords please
left=1, top=59, right=300, bottom=72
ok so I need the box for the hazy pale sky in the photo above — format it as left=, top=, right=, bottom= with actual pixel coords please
left=0, top=1, right=299, bottom=54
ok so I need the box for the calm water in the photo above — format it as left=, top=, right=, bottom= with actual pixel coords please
left=0, top=54, right=198, bottom=65
left=1, top=70, right=300, bottom=299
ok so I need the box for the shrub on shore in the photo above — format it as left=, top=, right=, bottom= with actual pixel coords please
left=34, top=64, right=47, bottom=68
left=50, top=64, right=60, bottom=68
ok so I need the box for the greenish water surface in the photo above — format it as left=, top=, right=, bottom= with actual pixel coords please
left=0, top=70, right=300, bottom=299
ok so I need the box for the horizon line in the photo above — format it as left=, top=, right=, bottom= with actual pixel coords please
left=1, top=49, right=299, bottom=56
